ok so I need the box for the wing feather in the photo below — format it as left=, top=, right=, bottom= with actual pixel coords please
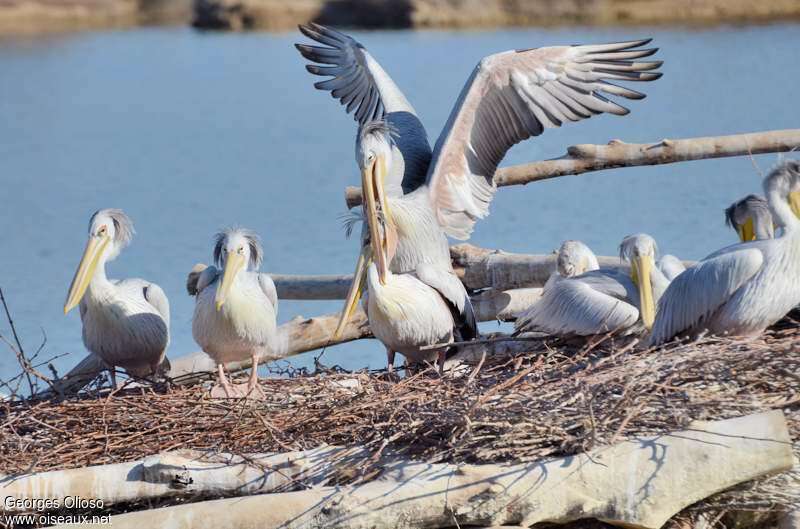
left=258, top=273, right=279, bottom=317
left=426, top=40, right=661, bottom=239
left=515, top=272, right=640, bottom=336
left=415, top=264, right=477, bottom=341
left=648, top=248, right=764, bottom=345
left=296, top=22, right=414, bottom=125
left=143, top=283, right=170, bottom=330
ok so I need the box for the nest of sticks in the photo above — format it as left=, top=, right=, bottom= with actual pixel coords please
left=1, top=317, right=799, bottom=527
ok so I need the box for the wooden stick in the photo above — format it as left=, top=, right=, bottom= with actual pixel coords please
left=344, top=129, right=800, bottom=208
left=55, top=411, right=792, bottom=529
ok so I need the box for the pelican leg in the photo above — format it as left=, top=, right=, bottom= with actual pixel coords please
left=247, top=353, right=263, bottom=396
left=109, top=367, right=118, bottom=390
left=437, top=350, right=446, bottom=376
left=217, top=364, right=235, bottom=398
left=386, top=348, right=395, bottom=375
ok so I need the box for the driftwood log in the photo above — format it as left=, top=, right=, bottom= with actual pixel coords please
left=0, top=445, right=368, bottom=509
left=344, top=129, right=800, bottom=208
left=45, top=411, right=793, bottom=529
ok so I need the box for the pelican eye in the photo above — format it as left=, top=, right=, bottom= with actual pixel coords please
left=97, top=226, right=107, bottom=236
left=238, top=247, right=245, bottom=255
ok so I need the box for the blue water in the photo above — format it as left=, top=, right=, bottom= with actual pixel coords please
left=1, top=24, right=798, bottom=382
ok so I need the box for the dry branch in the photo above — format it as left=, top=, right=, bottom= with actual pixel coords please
left=345, top=129, right=800, bottom=208
left=51, top=412, right=793, bottom=529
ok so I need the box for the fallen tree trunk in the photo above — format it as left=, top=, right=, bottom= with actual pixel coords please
left=345, top=129, right=800, bottom=208
left=52, top=411, right=793, bottom=529
left=1, top=445, right=367, bottom=509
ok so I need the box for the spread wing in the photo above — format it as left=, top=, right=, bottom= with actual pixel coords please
left=415, top=263, right=477, bottom=341
left=648, top=247, right=764, bottom=346
left=258, top=273, right=279, bottom=316
left=515, top=270, right=640, bottom=336
left=426, top=40, right=662, bottom=239
left=296, top=23, right=432, bottom=192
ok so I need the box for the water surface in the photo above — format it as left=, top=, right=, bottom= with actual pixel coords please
left=1, top=25, right=798, bottom=382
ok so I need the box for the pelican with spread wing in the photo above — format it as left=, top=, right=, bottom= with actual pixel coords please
left=64, top=209, right=170, bottom=386
left=515, top=234, right=670, bottom=337
left=297, top=24, right=663, bottom=353
left=725, top=194, right=774, bottom=242
left=649, top=161, right=800, bottom=346
left=190, top=228, right=278, bottom=397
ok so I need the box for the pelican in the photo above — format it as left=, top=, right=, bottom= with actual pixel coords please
left=542, top=239, right=600, bottom=289
left=725, top=194, right=774, bottom=242
left=190, top=228, right=278, bottom=397
left=64, top=209, right=169, bottom=386
left=361, top=175, right=471, bottom=373
left=297, top=24, right=663, bottom=347
left=556, top=240, right=600, bottom=278
left=515, top=234, right=669, bottom=337
left=648, top=161, right=800, bottom=346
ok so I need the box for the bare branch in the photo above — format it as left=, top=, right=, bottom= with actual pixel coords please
left=345, top=129, right=800, bottom=208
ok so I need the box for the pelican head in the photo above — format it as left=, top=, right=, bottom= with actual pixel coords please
left=213, top=228, right=263, bottom=311
left=332, top=121, right=398, bottom=340
left=763, top=159, right=800, bottom=225
left=724, top=194, right=774, bottom=242
left=64, top=209, right=134, bottom=314
left=619, top=233, right=658, bottom=330
left=556, top=240, right=599, bottom=278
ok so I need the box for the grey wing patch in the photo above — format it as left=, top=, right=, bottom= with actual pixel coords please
left=143, top=282, right=170, bottom=330
left=194, top=265, right=220, bottom=296
left=296, top=23, right=385, bottom=125
left=186, top=263, right=208, bottom=296
left=648, top=248, right=764, bottom=346
left=258, top=273, right=279, bottom=316
left=516, top=271, right=639, bottom=336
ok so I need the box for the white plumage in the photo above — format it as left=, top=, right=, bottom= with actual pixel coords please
left=190, top=228, right=278, bottom=397
left=298, top=24, right=662, bottom=241
left=649, top=161, right=800, bottom=345
left=64, top=209, right=169, bottom=384
left=299, top=25, right=662, bottom=359
left=516, top=234, right=669, bottom=337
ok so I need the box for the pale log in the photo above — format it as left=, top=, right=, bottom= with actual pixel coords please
left=345, top=129, right=800, bottom=208
left=58, top=411, right=793, bottom=529
left=1, top=445, right=367, bottom=509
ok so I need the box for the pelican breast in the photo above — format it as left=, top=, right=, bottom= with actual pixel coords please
left=193, top=272, right=278, bottom=365
left=366, top=267, right=454, bottom=363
